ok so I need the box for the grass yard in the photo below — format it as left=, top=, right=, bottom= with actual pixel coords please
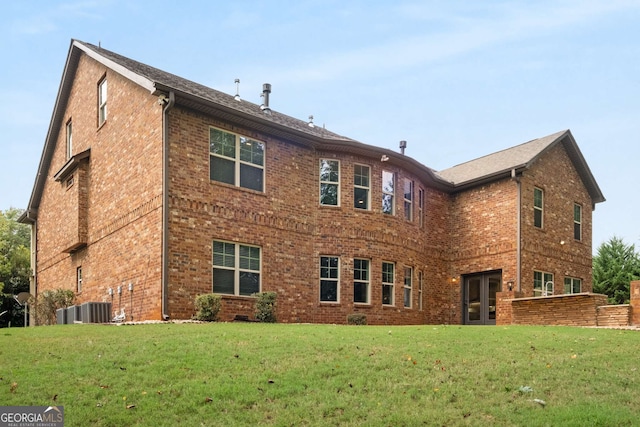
left=0, top=323, right=639, bottom=426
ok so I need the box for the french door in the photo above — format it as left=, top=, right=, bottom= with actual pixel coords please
left=463, top=272, right=502, bottom=325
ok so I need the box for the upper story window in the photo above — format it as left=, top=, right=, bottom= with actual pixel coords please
left=404, top=179, right=413, bottom=221
left=212, top=240, right=261, bottom=296
left=564, top=277, right=582, bottom=294
left=418, top=188, right=424, bottom=228
left=533, top=271, right=553, bottom=296
left=319, top=159, right=340, bottom=206
left=382, top=261, right=395, bottom=305
left=382, top=170, right=395, bottom=215
left=210, top=127, right=264, bottom=192
left=403, top=266, right=413, bottom=308
left=320, top=256, right=339, bottom=302
left=98, top=78, right=107, bottom=126
left=574, top=204, right=582, bottom=241
left=533, top=187, right=544, bottom=228
left=66, top=119, right=73, bottom=160
left=353, top=258, right=370, bottom=304
left=354, top=164, right=370, bottom=210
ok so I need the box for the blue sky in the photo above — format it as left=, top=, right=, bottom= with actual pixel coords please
left=1, top=0, right=639, bottom=251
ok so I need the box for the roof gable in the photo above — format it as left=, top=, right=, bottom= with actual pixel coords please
left=436, top=129, right=605, bottom=204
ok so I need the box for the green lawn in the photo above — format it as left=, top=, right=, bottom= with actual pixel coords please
left=1, top=323, right=638, bottom=426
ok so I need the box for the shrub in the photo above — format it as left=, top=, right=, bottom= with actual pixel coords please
left=194, top=294, right=221, bottom=321
left=254, top=291, right=277, bottom=323
left=34, top=289, right=75, bottom=326
left=347, top=313, right=367, bottom=325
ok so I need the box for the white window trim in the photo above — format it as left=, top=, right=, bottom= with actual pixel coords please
left=319, top=159, right=340, bottom=206
left=418, top=270, right=423, bottom=311
left=353, top=164, right=371, bottom=210
left=209, top=126, right=265, bottom=192
left=212, top=240, right=262, bottom=296
left=564, top=277, right=582, bottom=294
left=66, top=119, right=73, bottom=160
left=353, top=258, right=371, bottom=304
left=534, top=187, right=544, bottom=228
left=403, top=266, right=413, bottom=308
left=382, top=170, right=395, bottom=215
left=418, top=187, right=425, bottom=228
left=76, top=266, right=82, bottom=293
left=574, top=203, right=582, bottom=241
left=320, top=256, right=340, bottom=303
left=404, top=179, right=413, bottom=221
left=98, top=78, right=107, bottom=126
left=534, top=270, right=553, bottom=296
left=382, top=261, right=395, bottom=306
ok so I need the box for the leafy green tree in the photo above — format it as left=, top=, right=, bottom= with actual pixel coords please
left=0, top=208, right=31, bottom=327
left=593, top=236, right=640, bottom=304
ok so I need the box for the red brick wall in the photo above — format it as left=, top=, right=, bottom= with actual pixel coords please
left=510, top=293, right=607, bottom=326
left=165, top=107, right=451, bottom=324
left=35, top=54, right=164, bottom=321
left=33, top=51, right=600, bottom=326
left=519, top=144, right=593, bottom=296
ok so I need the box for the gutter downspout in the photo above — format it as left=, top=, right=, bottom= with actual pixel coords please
left=161, top=91, right=175, bottom=320
left=28, top=212, right=37, bottom=327
left=512, top=169, right=522, bottom=292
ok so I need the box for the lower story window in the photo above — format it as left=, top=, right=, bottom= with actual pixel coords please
left=353, top=259, right=370, bottom=304
left=534, top=271, right=553, bottom=296
left=564, top=277, right=582, bottom=294
left=382, top=261, right=394, bottom=305
left=403, top=266, right=413, bottom=308
left=213, top=240, right=261, bottom=296
left=320, top=256, right=339, bottom=302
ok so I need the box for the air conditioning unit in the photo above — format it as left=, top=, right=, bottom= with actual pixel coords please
left=56, top=308, right=68, bottom=325
left=66, top=305, right=82, bottom=323
left=80, top=302, right=112, bottom=323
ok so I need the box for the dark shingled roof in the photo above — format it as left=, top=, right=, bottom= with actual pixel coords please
left=76, top=40, right=353, bottom=143
left=435, top=129, right=605, bottom=204
left=19, top=39, right=604, bottom=224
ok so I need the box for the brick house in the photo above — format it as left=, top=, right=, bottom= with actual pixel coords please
left=19, top=39, right=605, bottom=325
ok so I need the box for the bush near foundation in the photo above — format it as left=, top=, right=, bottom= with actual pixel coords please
left=194, top=294, right=221, bottom=321
left=254, top=291, right=277, bottom=323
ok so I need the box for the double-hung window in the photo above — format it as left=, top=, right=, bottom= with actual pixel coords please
left=210, top=127, right=264, bottom=191
left=404, top=179, right=413, bottom=221
left=403, top=266, right=413, bottom=308
left=418, top=271, right=423, bottom=311
left=98, top=78, right=107, bottom=126
left=382, top=171, right=395, bottom=215
left=354, top=164, right=370, bottom=210
left=418, top=188, right=424, bottom=228
left=574, top=204, right=582, bottom=241
left=564, top=277, right=582, bottom=294
left=213, top=240, right=261, bottom=296
left=353, top=259, right=370, bottom=303
left=66, top=120, right=73, bottom=160
left=534, top=187, right=544, bottom=228
left=76, top=266, right=82, bottom=293
left=382, top=262, right=394, bottom=305
left=320, top=256, right=339, bottom=302
left=319, top=160, right=340, bottom=206
left=533, top=271, right=553, bottom=296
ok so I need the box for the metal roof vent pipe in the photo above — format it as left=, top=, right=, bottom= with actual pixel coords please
left=399, top=140, right=407, bottom=155
left=261, top=83, right=272, bottom=114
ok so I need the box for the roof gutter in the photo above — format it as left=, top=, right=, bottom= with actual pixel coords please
left=161, top=91, right=175, bottom=320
